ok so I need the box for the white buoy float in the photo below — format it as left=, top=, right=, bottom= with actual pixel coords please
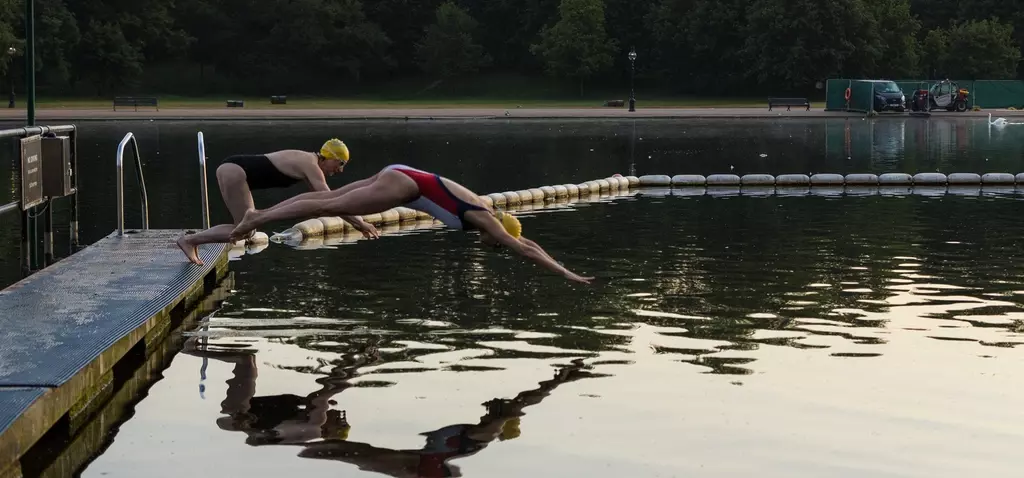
left=268, top=169, right=1024, bottom=245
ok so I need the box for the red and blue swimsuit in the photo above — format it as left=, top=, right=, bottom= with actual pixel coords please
left=385, top=164, right=486, bottom=230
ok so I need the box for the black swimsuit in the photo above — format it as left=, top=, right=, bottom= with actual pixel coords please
left=222, top=154, right=302, bottom=190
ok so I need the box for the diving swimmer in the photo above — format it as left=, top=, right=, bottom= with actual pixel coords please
left=176, top=138, right=379, bottom=265
left=229, top=164, right=594, bottom=284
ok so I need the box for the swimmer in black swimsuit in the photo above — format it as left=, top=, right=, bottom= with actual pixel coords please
left=176, top=139, right=380, bottom=265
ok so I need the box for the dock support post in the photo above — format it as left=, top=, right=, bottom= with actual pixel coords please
left=69, top=195, right=78, bottom=251
left=20, top=209, right=29, bottom=277
left=43, top=199, right=52, bottom=265
left=70, top=126, right=79, bottom=251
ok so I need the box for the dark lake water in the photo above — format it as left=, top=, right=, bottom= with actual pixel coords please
left=2, top=116, right=1023, bottom=477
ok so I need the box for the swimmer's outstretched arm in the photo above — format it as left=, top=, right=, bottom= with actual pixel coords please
left=473, top=215, right=593, bottom=285
left=517, top=236, right=592, bottom=284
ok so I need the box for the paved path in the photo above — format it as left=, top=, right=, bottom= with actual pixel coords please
left=0, top=106, right=1019, bottom=121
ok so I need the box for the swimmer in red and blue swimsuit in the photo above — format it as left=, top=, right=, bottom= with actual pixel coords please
left=382, top=164, right=488, bottom=231
left=230, top=164, right=594, bottom=284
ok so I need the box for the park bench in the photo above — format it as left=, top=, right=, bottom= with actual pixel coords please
left=112, top=96, right=159, bottom=112
left=768, top=97, right=810, bottom=111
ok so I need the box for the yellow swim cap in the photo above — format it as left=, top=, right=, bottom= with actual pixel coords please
left=320, top=138, right=350, bottom=163
left=495, top=211, right=522, bottom=238
left=499, top=418, right=521, bottom=441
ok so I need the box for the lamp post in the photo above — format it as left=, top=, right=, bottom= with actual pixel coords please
left=628, top=47, right=637, bottom=112
left=6, top=47, right=14, bottom=108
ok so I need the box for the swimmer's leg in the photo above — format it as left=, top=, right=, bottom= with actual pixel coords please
left=232, top=170, right=415, bottom=241
left=263, top=171, right=384, bottom=214
left=179, top=163, right=255, bottom=265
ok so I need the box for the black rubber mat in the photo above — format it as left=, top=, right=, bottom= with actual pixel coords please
left=0, top=230, right=225, bottom=388
left=0, top=388, right=45, bottom=434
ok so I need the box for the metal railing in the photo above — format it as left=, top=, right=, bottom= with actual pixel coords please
left=116, top=132, right=150, bottom=236
left=197, top=132, right=210, bottom=229
left=0, top=124, right=80, bottom=276
left=0, top=125, right=78, bottom=216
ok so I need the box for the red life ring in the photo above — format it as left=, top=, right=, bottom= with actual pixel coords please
left=844, top=88, right=852, bottom=101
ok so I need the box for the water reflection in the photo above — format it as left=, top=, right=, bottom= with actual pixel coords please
left=79, top=191, right=1024, bottom=477
left=184, top=335, right=607, bottom=477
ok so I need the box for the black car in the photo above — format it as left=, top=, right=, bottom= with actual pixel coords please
left=871, top=80, right=906, bottom=112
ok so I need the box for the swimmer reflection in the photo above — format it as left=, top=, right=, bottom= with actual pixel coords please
left=182, top=337, right=380, bottom=445
left=184, top=338, right=606, bottom=477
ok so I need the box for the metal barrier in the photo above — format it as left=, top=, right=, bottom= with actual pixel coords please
left=0, top=124, right=79, bottom=275
left=116, top=132, right=150, bottom=236
left=197, top=132, right=210, bottom=229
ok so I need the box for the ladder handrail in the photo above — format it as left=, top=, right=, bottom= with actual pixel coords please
left=116, top=132, right=150, bottom=236
left=197, top=132, right=210, bottom=229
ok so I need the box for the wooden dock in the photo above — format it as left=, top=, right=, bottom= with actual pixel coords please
left=0, top=230, right=229, bottom=476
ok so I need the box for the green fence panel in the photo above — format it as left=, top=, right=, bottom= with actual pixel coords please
left=827, top=78, right=1024, bottom=110
left=825, top=78, right=872, bottom=112
left=850, top=80, right=875, bottom=112
left=825, top=79, right=851, bottom=111
left=973, top=80, right=1024, bottom=109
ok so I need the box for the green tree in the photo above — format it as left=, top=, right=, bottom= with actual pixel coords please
left=946, top=19, right=1021, bottom=78
left=365, top=0, right=443, bottom=75
left=868, top=0, right=921, bottom=78
left=173, top=0, right=229, bottom=81
left=415, top=1, right=490, bottom=79
left=922, top=19, right=1021, bottom=78
left=921, top=28, right=949, bottom=77
left=741, top=0, right=882, bottom=91
left=461, top=0, right=561, bottom=73
left=0, top=0, right=20, bottom=80
left=648, top=0, right=748, bottom=93
left=35, top=0, right=81, bottom=87
left=603, top=0, right=657, bottom=78
left=908, top=0, right=958, bottom=30
left=76, top=20, right=143, bottom=94
left=958, top=0, right=1024, bottom=76
left=68, top=0, right=190, bottom=63
left=530, top=0, right=617, bottom=96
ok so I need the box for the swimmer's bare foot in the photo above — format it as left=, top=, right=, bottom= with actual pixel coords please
left=176, top=235, right=203, bottom=265
left=230, top=210, right=259, bottom=242
left=192, top=244, right=204, bottom=266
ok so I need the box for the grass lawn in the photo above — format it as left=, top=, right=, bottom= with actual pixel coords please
left=27, top=96, right=827, bottom=110
left=21, top=73, right=829, bottom=109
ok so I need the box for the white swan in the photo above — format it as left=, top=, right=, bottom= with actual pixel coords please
left=989, top=113, right=1008, bottom=126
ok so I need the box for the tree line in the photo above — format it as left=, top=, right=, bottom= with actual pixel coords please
left=0, top=0, right=1019, bottom=97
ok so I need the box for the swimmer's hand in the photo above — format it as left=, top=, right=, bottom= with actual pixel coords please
left=564, top=272, right=594, bottom=284
left=348, top=217, right=380, bottom=240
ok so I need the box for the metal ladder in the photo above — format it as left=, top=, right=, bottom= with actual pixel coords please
left=197, top=132, right=210, bottom=229
left=115, top=131, right=212, bottom=235
left=118, top=130, right=215, bottom=396
left=115, top=132, right=149, bottom=235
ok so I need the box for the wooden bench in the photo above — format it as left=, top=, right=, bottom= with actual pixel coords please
left=768, top=97, right=810, bottom=111
left=112, top=96, right=159, bottom=111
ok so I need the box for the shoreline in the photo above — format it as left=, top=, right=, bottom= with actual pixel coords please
left=0, top=106, right=1020, bottom=122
